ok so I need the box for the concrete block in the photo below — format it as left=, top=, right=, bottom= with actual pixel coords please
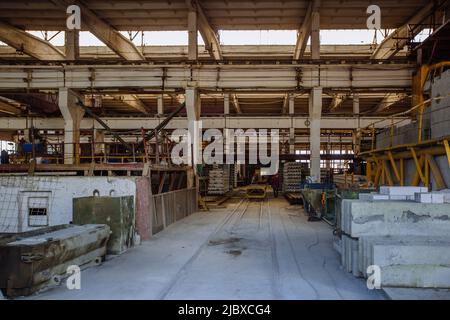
left=380, top=186, right=428, bottom=196
left=371, top=241, right=450, bottom=288
left=415, top=193, right=445, bottom=204
left=359, top=193, right=389, bottom=201
left=389, top=195, right=408, bottom=201
left=431, top=193, right=445, bottom=204
left=380, top=265, right=450, bottom=288
left=343, top=201, right=450, bottom=237
left=359, top=236, right=450, bottom=278
left=415, top=193, right=432, bottom=203
left=435, top=189, right=450, bottom=203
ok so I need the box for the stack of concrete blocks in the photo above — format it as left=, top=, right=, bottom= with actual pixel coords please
left=340, top=186, right=450, bottom=288
left=207, top=165, right=230, bottom=195
left=282, top=162, right=303, bottom=192
left=358, top=187, right=450, bottom=204
left=229, top=164, right=238, bottom=189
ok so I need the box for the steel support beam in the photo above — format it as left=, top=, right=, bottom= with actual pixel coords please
left=374, top=93, right=408, bottom=112
left=186, top=0, right=222, bottom=60
left=0, top=116, right=405, bottom=131
left=426, top=153, right=447, bottom=190
left=232, top=94, right=242, bottom=114
left=0, top=64, right=413, bottom=91
left=293, top=0, right=320, bottom=60
left=282, top=93, right=289, bottom=114
left=54, top=0, right=145, bottom=61
left=329, top=94, right=348, bottom=111
left=118, top=95, right=148, bottom=115
left=0, top=21, right=65, bottom=60
left=0, top=97, right=22, bottom=115
left=371, top=3, right=434, bottom=59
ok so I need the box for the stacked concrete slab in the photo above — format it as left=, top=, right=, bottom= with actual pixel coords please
left=208, top=165, right=230, bottom=195
left=340, top=186, right=450, bottom=288
left=282, top=162, right=304, bottom=192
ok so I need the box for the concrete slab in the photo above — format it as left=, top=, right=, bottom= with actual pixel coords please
left=17, top=198, right=384, bottom=300
left=359, top=236, right=450, bottom=280
left=435, top=189, right=450, bottom=203
left=379, top=265, right=450, bottom=288
left=414, top=193, right=432, bottom=203
left=380, top=186, right=428, bottom=196
left=383, top=287, right=450, bottom=300
left=358, top=194, right=389, bottom=201
left=342, top=200, right=450, bottom=237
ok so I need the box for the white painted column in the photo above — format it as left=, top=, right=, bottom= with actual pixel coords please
left=309, top=87, right=322, bottom=181
left=224, top=93, right=230, bottom=115
left=94, top=129, right=105, bottom=156
left=311, top=11, right=320, bottom=60
left=157, top=94, right=164, bottom=115
left=58, top=88, right=84, bottom=164
left=289, top=94, right=295, bottom=154
left=187, top=10, right=198, bottom=61
left=353, top=94, right=361, bottom=154
left=65, top=30, right=79, bottom=61
left=185, top=87, right=201, bottom=167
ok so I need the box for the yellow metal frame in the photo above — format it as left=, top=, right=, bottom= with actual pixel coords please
left=362, top=136, right=449, bottom=189
left=444, top=139, right=450, bottom=167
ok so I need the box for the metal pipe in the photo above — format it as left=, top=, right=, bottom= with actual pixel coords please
left=75, top=99, right=134, bottom=153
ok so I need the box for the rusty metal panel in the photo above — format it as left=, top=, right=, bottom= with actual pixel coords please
left=135, top=177, right=152, bottom=241
left=0, top=224, right=109, bottom=298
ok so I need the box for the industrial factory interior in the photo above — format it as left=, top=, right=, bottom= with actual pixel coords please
left=1, top=0, right=450, bottom=306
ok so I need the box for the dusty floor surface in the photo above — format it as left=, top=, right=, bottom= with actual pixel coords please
left=25, top=198, right=385, bottom=300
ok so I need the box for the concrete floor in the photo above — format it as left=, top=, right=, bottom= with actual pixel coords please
left=26, top=198, right=385, bottom=300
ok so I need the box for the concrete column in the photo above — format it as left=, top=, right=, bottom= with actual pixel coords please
left=289, top=128, right=295, bottom=154
left=185, top=87, right=201, bottom=167
left=288, top=94, right=295, bottom=153
left=157, top=94, right=164, bottom=115
left=353, top=94, right=360, bottom=151
left=289, top=94, right=295, bottom=115
left=224, top=93, right=230, bottom=115
left=311, top=11, right=320, bottom=60
left=58, top=88, right=84, bottom=164
left=94, top=129, right=105, bottom=156
left=353, top=94, right=360, bottom=115
left=309, top=87, right=322, bottom=181
left=65, top=30, right=80, bottom=60
left=187, top=10, right=198, bottom=61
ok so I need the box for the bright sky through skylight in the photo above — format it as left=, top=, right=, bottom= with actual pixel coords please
left=0, top=29, right=433, bottom=47
left=20, top=30, right=387, bottom=46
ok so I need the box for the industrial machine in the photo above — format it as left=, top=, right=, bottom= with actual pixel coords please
left=300, top=182, right=336, bottom=222
left=246, top=184, right=267, bottom=200
left=245, top=167, right=268, bottom=200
